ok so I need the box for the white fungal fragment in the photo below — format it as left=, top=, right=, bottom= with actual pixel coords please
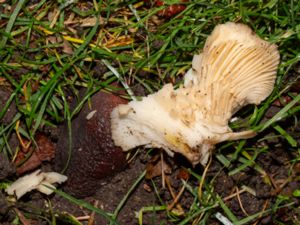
left=86, top=110, right=97, bottom=120
left=110, top=22, right=280, bottom=166
left=6, top=169, right=67, bottom=199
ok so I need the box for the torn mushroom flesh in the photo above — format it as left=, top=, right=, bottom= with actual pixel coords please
left=110, top=22, right=280, bottom=166
left=5, top=169, right=67, bottom=199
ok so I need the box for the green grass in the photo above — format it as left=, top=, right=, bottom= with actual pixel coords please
left=0, top=0, right=300, bottom=224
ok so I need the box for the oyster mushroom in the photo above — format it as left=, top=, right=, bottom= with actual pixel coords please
left=111, top=22, right=280, bottom=166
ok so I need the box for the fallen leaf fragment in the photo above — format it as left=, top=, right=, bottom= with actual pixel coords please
left=64, top=16, right=105, bottom=27
left=155, top=0, right=187, bottom=18
left=6, top=169, right=67, bottom=199
left=177, top=168, right=190, bottom=180
left=15, top=133, right=55, bottom=175
left=145, top=154, right=172, bottom=179
left=14, top=208, right=32, bottom=225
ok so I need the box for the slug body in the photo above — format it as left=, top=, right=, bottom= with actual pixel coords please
left=55, top=91, right=127, bottom=197
left=111, top=22, right=280, bottom=166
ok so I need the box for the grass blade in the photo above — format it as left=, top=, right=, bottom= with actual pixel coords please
left=52, top=188, right=120, bottom=225
left=110, top=170, right=146, bottom=224
left=0, top=0, right=26, bottom=48
left=256, top=92, right=300, bottom=132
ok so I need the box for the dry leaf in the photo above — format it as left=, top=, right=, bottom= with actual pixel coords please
left=177, top=168, right=190, bottom=180
left=16, top=133, right=55, bottom=175
left=62, top=39, right=74, bottom=54
left=146, top=154, right=172, bottom=179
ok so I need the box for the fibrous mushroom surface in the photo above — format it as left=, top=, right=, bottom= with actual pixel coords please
left=111, top=22, right=280, bottom=166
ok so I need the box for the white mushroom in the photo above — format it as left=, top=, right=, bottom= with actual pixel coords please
left=111, top=22, right=280, bottom=166
left=6, top=169, right=67, bottom=199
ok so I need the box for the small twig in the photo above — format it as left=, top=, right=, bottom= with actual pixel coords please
left=223, top=189, right=247, bottom=201
left=126, top=149, right=140, bottom=164
left=272, top=176, right=293, bottom=195
left=49, top=9, right=61, bottom=29
left=167, top=182, right=186, bottom=211
left=165, top=176, right=175, bottom=198
left=88, top=200, right=99, bottom=225
left=165, top=176, right=184, bottom=213
left=235, top=186, right=249, bottom=216
left=253, top=200, right=269, bottom=225
left=268, top=174, right=281, bottom=195
left=161, top=151, right=165, bottom=189
left=198, top=154, right=212, bottom=199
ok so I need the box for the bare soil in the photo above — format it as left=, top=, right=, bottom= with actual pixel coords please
left=1, top=137, right=299, bottom=225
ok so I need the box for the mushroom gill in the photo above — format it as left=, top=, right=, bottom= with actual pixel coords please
left=110, top=22, right=280, bottom=166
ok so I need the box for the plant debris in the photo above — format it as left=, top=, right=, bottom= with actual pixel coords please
left=15, top=133, right=55, bottom=175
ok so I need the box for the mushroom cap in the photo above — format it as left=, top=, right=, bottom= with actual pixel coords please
left=184, top=22, right=279, bottom=123
left=111, top=22, right=280, bottom=165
